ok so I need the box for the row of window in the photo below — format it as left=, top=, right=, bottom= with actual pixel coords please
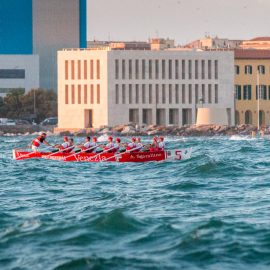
left=64, top=60, right=100, bottom=81
left=235, top=110, right=267, bottom=125
left=129, top=108, right=191, bottom=125
left=235, top=65, right=266, bottom=75
left=115, top=59, right=219, bottom=80
left=64, top=84, right=100, bottom=105
left=115, top=84, right=219, bottom=105
left=235, top=85, right=270, bottom=100
left=0, top=69, right=25, bottom=79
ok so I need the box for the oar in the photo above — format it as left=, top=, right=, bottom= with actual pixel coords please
left=83, top=146, right=117, bottom=162
left=43, top=144, right=77, bottom=158
left=101, top=145, right=143, bottom=162
left=62, top=144, right=100, bottom=161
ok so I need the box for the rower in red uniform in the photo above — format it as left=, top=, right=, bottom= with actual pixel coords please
left=30, top=132, right=51, bottom=152
left=104, top=136, right=116, bottom=153
left=54, top=136, right=72, bottom=153
left=158, top=136, right=165, bottom=151
left=149, top=137, right=159, bottom=152
left=126, top=137, right=136, bottom=151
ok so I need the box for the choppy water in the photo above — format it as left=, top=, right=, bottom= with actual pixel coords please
left=1, top=135, right=270, bottom=270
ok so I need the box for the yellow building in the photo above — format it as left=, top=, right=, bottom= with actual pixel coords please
left=235, top=49, right=270, bottom=127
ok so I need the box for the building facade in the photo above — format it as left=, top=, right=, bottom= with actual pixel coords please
left=235, top=49, right=270, bottom=127
left=58, top=49, right=235, bottom=129
left=0, top=55, right=39, bottom=97
left=0, top=0, right=87, bottom=92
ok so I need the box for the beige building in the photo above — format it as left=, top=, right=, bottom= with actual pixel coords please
left=240, top=37, right=270, bottom=50
left=57, top=49, right=235, bottom=129
left=235, top=49, right=270, bottom=127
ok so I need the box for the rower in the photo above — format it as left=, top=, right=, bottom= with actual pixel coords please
left=30, top=132, right=51, bottom=152
left=158, top=136, right=165, bottom=151
left=77, top=136, right=95, bottom=153
left=92, top=137, right=102, bottom=153
left=149, top=137, right=159, bottom=152
left=67, top=138, right=75, bottom=153
left=136, top=137, right=143, bottom=152
left=126, top=137, right=136, bottom=151
left=104, top=136, right=116, bottom=153
left=54, top=136, right=71, bottom=153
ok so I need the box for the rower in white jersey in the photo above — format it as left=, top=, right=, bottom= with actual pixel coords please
left=136, top=137, right=144, bottom=151
left=158, top=136, right=165, bottom=151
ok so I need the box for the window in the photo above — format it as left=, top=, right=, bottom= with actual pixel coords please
left=175, top=60, right=179, bottom=79
left=135, top=60, right=139, bottom=79
left=135, top=84, right=139, bottom=104
left=243, top=85, right=252, bottom=100
left=65, top=61, right=68, bottom=80
left=188, top=60, right=192, bottom=79
left=78, top=60, right=81, bottom=80
left=188, top=84, right=192, bottom=104
left=90, top=84, right=94, bottom=104
left=182, top=84, right=186, bottom=104
left=245, top=65, right=252, bottom=74
left=156, top=84, right=159, bottom=104
left=129, top=60, right=132, bottom=79
left=162, top=60, right=166, bottom=79
left=208, top=60, right=212, bottom=79
left=122, top=84, right=126, bottom=104
left=195, top=60, right=198, bottom=79
left=169, top=60, right=172, bottom=79
left=155, top=60, right=159, bottom=79
left=115, top=84, right=119, bottom=104
left=78, top=85, right=81, bottom=104
left=214, top=84, right=218, bottom=103
left=175, top=84, right=179, bottom=104
left=149, top=60, right=152, bottom=79
left=122, top=60, right=125, bottom=79
left=162, top=84, right=166, bottom=104
left=201, top=60, right=205, bottom=79
left=169, top=109, right=179, bottom=125
left=129, top=84, right=132, bottom=104
left=84, top=60, right=87, bottom=80
left=235, top=85, right=241, bottom=100
left=115, top=59, right=119, bottom=79
left=195, top=84, right=199, bottom=104
left=182, top=60, right=185, bottom=79
left=142, top=60, right=146, bottom=79
left=129, top=109, right=139, bottom=123
left=245, top=110, right=252, bottom=125
left=269, top=86, right=270, bottom=100
left=202, top=84, right=205, bottom=104
left=84, top=85, right=87, bottom=104
left=169, top=84, right=172, bottom=104
left=256, top=85, right=267, bottom=100
left=97, top=84, right=100, bottom=104
left=235, top=111, right=240, bottom=125
left=71, top=85, right=75, bottom=104
left=142, top=109, right=153, bottom=125
left=71, top=61, right=75, bottom=80
left=235, top=65, right=240, bottom=75
left=65, top=85, right=68, bottom=104
left=149, top=84, right=152, bottom=104
left=208, top=84, right=212, bottom=103
left=214, top=60, right=218, bottom=79
left=142, top=84, right=146, bottom=104
left=258, top=65, right=265, bottom=74
left=90, top=60, right=94, bottom=79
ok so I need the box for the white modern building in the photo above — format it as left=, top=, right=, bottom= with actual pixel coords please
left=0, top=55, right=39, bottom=97
left=57, top=48, right=235, bottom=129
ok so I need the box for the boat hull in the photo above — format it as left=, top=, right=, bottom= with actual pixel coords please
left=13, top=148, right=192, bottom=162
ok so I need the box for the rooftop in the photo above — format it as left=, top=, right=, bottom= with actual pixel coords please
left=235, top=49, right=270, bottom=59
left=249, top=37, right=270, bottom=42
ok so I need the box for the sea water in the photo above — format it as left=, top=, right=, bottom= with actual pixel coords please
left=1, top=135, right=270, bottom=270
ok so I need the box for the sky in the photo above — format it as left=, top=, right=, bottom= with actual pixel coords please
left=87, top=0, right=270, bottom=45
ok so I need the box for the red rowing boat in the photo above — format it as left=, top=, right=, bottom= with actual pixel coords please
left=13, top=149, right=192, bottom=162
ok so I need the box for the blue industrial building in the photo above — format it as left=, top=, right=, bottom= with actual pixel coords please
left=0, top=0, right=87, bottom=91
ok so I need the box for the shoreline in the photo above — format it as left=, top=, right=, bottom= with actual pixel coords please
left=0, top=124, right=269, bottom=137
